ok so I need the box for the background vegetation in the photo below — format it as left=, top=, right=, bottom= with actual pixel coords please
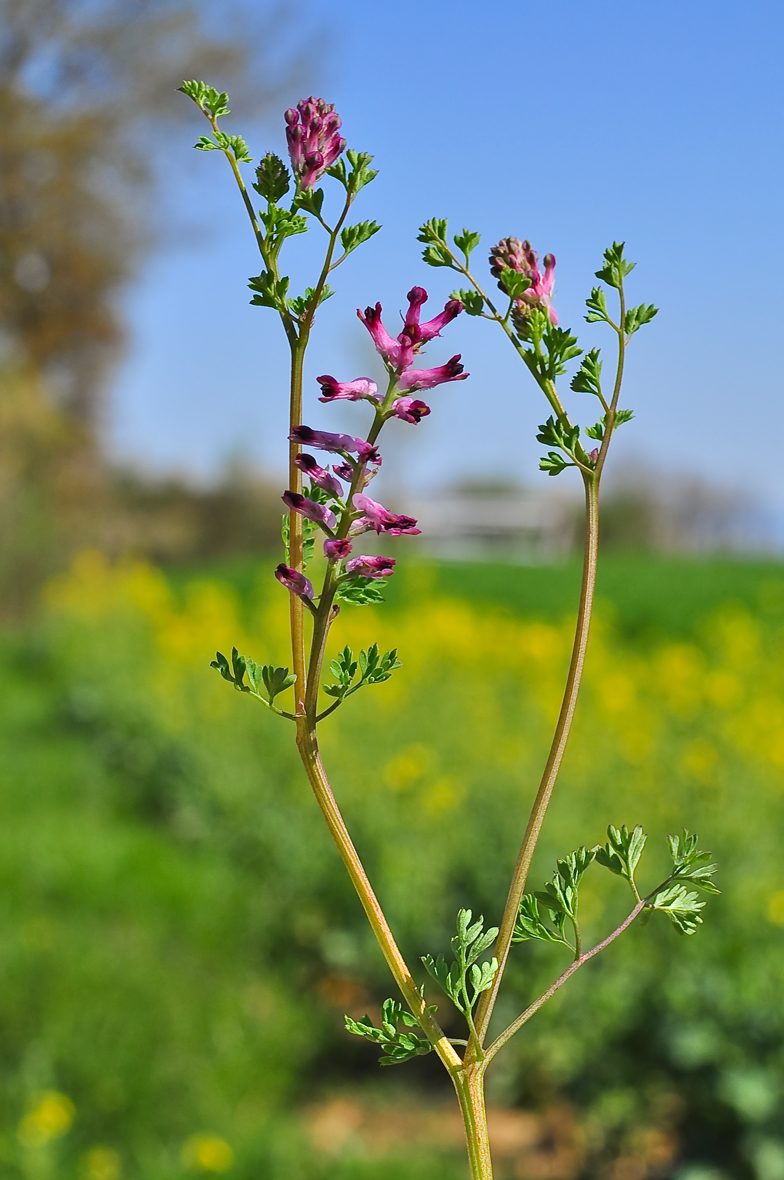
left=0, top=552, right=780, bottom=1180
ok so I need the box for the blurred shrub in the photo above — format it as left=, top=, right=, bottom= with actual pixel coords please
left=0, top=553, right=781, bottom=1178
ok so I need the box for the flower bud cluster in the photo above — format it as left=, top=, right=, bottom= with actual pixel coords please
left=489, top=237, right=558, bottom=335
left=285, top=97, right=346, bottom=191
left=277, top=287, right=468, bottom=604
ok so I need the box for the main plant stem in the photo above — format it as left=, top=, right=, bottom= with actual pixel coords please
left=453, top=1066, right=493, bottom=1180
left=473, top=472, right=600, bottom=1046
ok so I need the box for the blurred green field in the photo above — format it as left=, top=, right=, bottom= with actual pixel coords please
left=1, top=553, right=783, bottom=1180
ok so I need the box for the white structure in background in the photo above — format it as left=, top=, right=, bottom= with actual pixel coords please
left=409, top=484, right=578, bottom=562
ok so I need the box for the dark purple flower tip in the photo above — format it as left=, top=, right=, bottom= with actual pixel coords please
left=392, top=397, right=431, bottom=424
left=346, top=555, right=396, bottom=578
left=290, top=425, right=367, bottom=455
left=332, top=461, right=355, bottom=482
left=275, top=562, right=314, bottom=600
left=294, top=453, right=344, bottom=498
left=397, top=355, right=467, bottom=392
left=317, top=375, right=380, bottom=403
left=282, top=490, right=337, bottom=531
left=324, top=537, right=353, bottom=561
left=355, top=440, right=382, bottom=465
left=416, top=298, right=464, bottom=344
left=352, top=494, right=420, bottom=536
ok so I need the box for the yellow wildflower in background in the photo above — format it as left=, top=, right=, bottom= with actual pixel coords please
left=181, top=1134, right=235, bottom=1172
left=83, top=1146, right=122, bottom=1180
left=17, top=1090, right=75, bottom=1147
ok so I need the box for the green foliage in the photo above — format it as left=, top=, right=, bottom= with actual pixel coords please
left=327, top=150, right=378, bottom=193
left=323, top=644, right=401, bottom=705
left=293, top=187, right=325, bottom=219
left=453, top=228, right=481, bottom=263
left=281, top=514, right=316, bottom=569
left=523, top=320, right=582, bottom=383
left=534, top=847, right=596, bottom=921
left=668, top=830, right=721, bottom=895
left=649, top=883, right=706, bottom=935
left=513, top=894, right=572, bottom=949
left=585, top=286, right=611, bottom=324
left=585, top=408, right=635, bottom=441
left=194, top=130, right=252, bottom=163
left=253, top=153, right=291, bottom=203
left=259, top=664, right=297, bottom=704
left=178, top=80, right=230, bottom=119
left=536, top=415, right=587, bottom=476
left=570, top=348, right=603, bottom=397
left=339, top=220, right=381, bottom=256
left=248, top=271, right=290, bottom=312
left=210, top=646, right=252, bottom=693
left=450, top=288, right=484, bottom=316
left=288, top=285, right=335, bottom=319
left=417, top=218, right=455, bottom=269
left=334, top=575, right=387, bottom=606
left=422, top=909, right=498, bottom=1019
left=498, top=267, right=532, bottom=300
left=594, top=823, right=647, bottom=891
left=259, top=205, right=308, bottom=251
left=624, top=302, right=659, bottom=336
left=344, top=998, right=433, bottom=1065
left=595, top=241, right=636, bottom=289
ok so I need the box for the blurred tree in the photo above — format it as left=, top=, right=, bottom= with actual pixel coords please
left=0, top=0, right=307, bottom=423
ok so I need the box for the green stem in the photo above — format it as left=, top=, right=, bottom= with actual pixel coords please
left=288, top=341, right=307, bottom=704
left=471, top=470, right=600, bottom=1050
left=453, top=1066, right=494, bottom=1180
left=294, top=732, right=462, bottom=1073
left=484, top=895, right=647, bottom=1064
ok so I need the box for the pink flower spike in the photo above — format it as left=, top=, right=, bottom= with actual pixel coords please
left=392, top=397, right=431, bottom=424
left=317, top=375, right=380, bottom=403
left=294, top=453, right=344, bottom=498
left=282, top=490, right=337, bottom=531
left=346, top=555, right=396, bottom=579
left=324, top=537, right=353, bottom=561
left=275, top=563, right=314, bottom=601
left=352, top=494, right=420, bottom=536
left=357, top=304, right=414, bottom=372
left=397, top=355, right=467, bottom=392
left=285, top=97, right=346, bottom=190
left=290, top=426, right=367, bottom=455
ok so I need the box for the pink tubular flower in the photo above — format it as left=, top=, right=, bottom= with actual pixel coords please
left=489, top=236, right=558, bottom=327
left=352, top=494, right=420, bottom=536
left=284, top=98, right=346, bottom=190
left=357, top=287, right=467, bottom=384
left=317, top=375, right=380, bottom=403
left=290, top=426, right=367, bottom=455
left=397, top=356, right=467, bottom=392
left=346, top=555, right=396, bottom=578
left=275, top=563, right=314, bottom=601
left=294, top=453, right=344, bottom=498
left=392, top=397, right=430, bottom=424
left=401, top=286, right=463, bottom=346
left=324, top=537, right=353, bottom=561
left=282, top=491, right=337, bottom=531
left=357, top=303, right=414, bottom=372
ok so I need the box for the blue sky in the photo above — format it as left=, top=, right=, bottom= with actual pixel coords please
left=110, top=0, right=784, bottom=512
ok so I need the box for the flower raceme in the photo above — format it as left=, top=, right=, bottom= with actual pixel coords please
left=284, top=97, right=346, bottom=191
left=489, top=236, right=558, bottom=328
